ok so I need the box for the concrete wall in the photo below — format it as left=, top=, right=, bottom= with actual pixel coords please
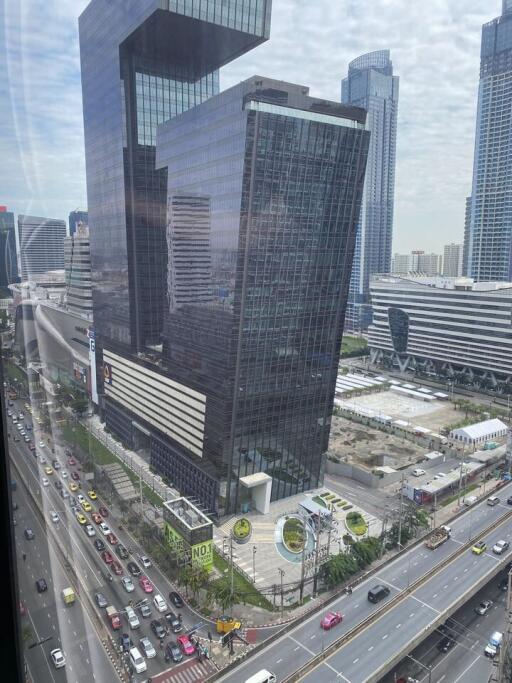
left=325, top=459, right=403, bottom=488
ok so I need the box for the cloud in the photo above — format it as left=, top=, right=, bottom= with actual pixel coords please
left=0, top=0, right=498, bottom=252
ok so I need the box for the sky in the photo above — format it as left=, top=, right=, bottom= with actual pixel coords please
left=0, top=0, right=497, bottom=253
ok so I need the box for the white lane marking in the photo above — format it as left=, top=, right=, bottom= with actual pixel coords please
left=288, top=636, right=316, bottom=657
left=276, top=658, right=282, bottom=664
left=409, top=613, right=415, bottom=618
left=353, top=658, right=359, bottom=664
left=310, top=634, right=316, bottom=640
left=411, top=595, right=440, bottom=613
left=433, top=594, right=438, bottom=598
left=396, top=623, right=402, bottom=629
left=453, top=654, right=480, bottom=682
left=293, top=646, right=300, bottom=651
left=368, top=646, right=374, bottom=652
left=382, top=634, right=389, bottom=639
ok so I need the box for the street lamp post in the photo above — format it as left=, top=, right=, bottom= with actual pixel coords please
left=278, top=568, right=285, bottom=619
left=252, top=545, right=257, bottom=583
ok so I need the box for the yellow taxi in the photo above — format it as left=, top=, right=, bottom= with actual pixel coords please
left=75, top=512, right=87, bottom=525
left=44, top=466, right=53, bottom=476
left=69, top=482, right=79, bottom=492
left=87, top=490, right=97, bottom=501
left=81, top=501, right=92, bottom=513
left=472, top=541, right=487, bottom=555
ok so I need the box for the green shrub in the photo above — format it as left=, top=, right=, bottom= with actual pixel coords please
left=346, top=511, right=368, bottom=536
left=282, top=517, right=306, bottom=553
left=233, top=518, right=252, bottom=539
left=342, top=504, right=353, bottom=510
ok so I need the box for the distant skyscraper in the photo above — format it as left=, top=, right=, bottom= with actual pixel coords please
left=17, top=215, right=66, bottom=280
left=467, top=2, right=512, bottom=280
left=0, top=207, right=18, bottom=287
left=462, top=196, right=471, bottom=276
left=392, top=250, right=442, bottom=276
left=342, top=50, right=399, bottom=329
left=69, top=210, right=88, bottom=236
left=64, top=223, right=92, bottom=318
left=442, top=243, right=463, bottom=277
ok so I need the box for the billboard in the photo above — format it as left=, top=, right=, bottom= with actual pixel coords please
left=163, top=521, right=213, bottom=571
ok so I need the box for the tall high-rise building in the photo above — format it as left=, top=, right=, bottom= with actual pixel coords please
left=64, top=223, right=92, bottom=318
left=467, top=2, right=512, bottom=280
left=68, top=210, right=88, bottom=236
left=80, top=1, right=369, bottom=515
left=341, top=50, right=399, bottom=330
left=0, top=207, right=18, bottom=287
left=16, top=215, right=66, bottom=280
left=462, top=196, right=471, bottom=276
left=392, top=250, right=442, bottom=276
left=442, top=243, right=463, bottom=277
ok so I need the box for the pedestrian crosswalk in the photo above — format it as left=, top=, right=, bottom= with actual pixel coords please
left=156, top=660, right=215, bottom=683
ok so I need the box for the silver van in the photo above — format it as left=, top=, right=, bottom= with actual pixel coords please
left=487, top=496, right=500, bottom=506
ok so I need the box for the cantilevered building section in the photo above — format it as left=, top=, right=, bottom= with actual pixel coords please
left=467, top=3, right=512, bottom=281
left=156, top=77, right=369, bottom=513
left=368, top=275, right=512, bottom=385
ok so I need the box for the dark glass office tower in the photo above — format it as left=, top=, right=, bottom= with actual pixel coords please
left=155, top=77, right=369, bottom=513
left=0, top=209, right=18, bottom=286
left=68, top=210, right=89, bottom=236
left=468, top=1, right=512, bottom=280
left=79, top=0, right=271, bottom=350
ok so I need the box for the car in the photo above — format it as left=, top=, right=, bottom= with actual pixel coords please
left=116, top=544, right=129, bottom=560
left=169, top=591, right=184, bottom=608
left=150, top=619, right=166, bottom=640
left=42, top=477, right=49, bottom=487
left=85, top=524, right=96, bottom=537
left=101, top=550, right=114, bottom=564
left=7, top=410, right=11, bottom=416
left=68, top=496, right=77, bottom=507
left=70, top=471, right=80, bottom=481
left=437, top=635, right=456, bottom=653
left=77, top=494, right=86, bottom=505
left=95, top=592, right=108, bottom=608
left=13, top=435, right=20, bottom=442
left=140, top=555, right=152, bottom=569
left=99, top=522, right=111, bottom=536
left=92, top=512, right=103, bottom=524
left=44, top=466, right=53, bottom=476
left=52, top=460, right=61, bottom=470
left=177, top=634, right=195, bottom=655
left=39, top=441, right=45, bottom=448
left=493, top=540, right=510, bottom=555
left=139, top=636, right=156, bottom=659
left=71, top=505, right=81, bottom=515
left=128, top=562, right=142, bottom=577
left=39, top=455, right=48, bottom=464
left=99, top=506, right=109, bottom=518
left=107, top=533, right=118, bottom=546
left=119, top=633, right=133, bottom=652
left=54, top=480, right=63, bottom=491
left=320, top=611, right=343, bottom=630
left=139, top=575, right=153, bottom=593
left=165, top=641, right=183, bottom=663
left=69, top=482, right=79, bottom=492
left=112, top=560, right=123, bottom=576
left=24, top=528, right=35, bottom=540
left=20, top=430, right=25, bottom=436
left=50, top=648, right=66, bottom=669
left=153, top=593, right=168, bottom=613
left=24, top=436, right=30, bottom=442
left=475, top=599, right=493, bottom=615
left=125, top=606, right=140, bottom=629
left=61, top=470, right=68, bottom=479
left=472, top=541, right=487, bottom=555
left=88, top=490, right=97, bottom=500
left=94, top=539, right=106, bottom=552
left=487, top=496, right=500, bottom=506
left=139, top=601, right=152, bottom=618
left=18, top=412, right=24, bottom=418
left=67, top=457, right=76, bottom=466
left=81, top=501, right=92, bottom=513
left=121, top=576, right=135, bottom=593
left=60, top=489, right=70, bottom=500
left=76, top=512, right=87, bottom=525
left=36, top=578, right=48, bottom=593
left=29, top=444, right=35, bottom=451
left=50, top=511, right=60, bottom=524
left=165, top=611, right=182, bottom=633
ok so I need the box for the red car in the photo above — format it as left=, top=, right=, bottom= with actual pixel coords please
left=111, top=560, right=123, bottom=576
left=67, top=457, right=76, bottom=466
left=101, top=550, right=114, bottom=565
left=320, top=611, right=343, bottom=630
left=99, top=506, right=109, bottom=518
left=92, top=512, right=103, bottom=524
left=71, top=471, right=80, bottom=481
left=107, top=533, right=118, bottom=546
left=177, top=634, right=195, bottom=655
left=139, top=575, right=153, bottom=593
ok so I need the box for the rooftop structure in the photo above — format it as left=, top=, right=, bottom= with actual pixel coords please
left=450, top=419, right=507, bottom=445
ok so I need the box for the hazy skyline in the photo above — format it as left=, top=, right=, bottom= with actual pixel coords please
left=0, top=0, right=496, bottom=252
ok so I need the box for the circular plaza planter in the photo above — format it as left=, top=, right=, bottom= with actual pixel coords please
left=232, top=517, right=252, bottom=544
left=282, top=516, right=306, bottom=554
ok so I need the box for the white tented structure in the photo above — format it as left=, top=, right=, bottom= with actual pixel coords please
left=450, top=418, right=507, bottom=446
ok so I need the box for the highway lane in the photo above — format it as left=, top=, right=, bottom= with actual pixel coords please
left=10, top=400, right=215, bottom=681
left=217, top=483, right=512, bottom=683
left=14, top=471, right=119, bottom=683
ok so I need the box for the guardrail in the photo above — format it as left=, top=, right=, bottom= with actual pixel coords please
left=281, top=505, right=512, bottom=683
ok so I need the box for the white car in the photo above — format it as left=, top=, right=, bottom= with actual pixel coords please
left=99, top=522, right=111, bottom=536
left=39, top=456, right=47, bottom=465
left=125, top=606, right=140, bottom=629
left=42, top=477, right=49, bottom=487
left=39, top=441, right=45, bottom=448
left=50, top=511, right=60, bottom=524
left=50, top=648, right=66, bottom=669
left=140, top=555, right=152, bottom=569
left=77, top=494, right=86, bottom=505
left=61, top=470, right=68, bottom=479
left=121, top=576, right=135, bottom=593
left=412, top=468, right=425, bottom=477
left=153, top=594, right=167, bottom=613
left=85, top=524, right=96, bottom=537
left=139, top=636, right=156, bottom=659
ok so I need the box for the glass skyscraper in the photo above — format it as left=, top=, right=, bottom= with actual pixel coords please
left=16, top=215, right=67, bottom=280
left=0, top=208, right=18, bottom=286
left=468, top=1, right=512, bottom=281
left=341, top=50, right=399, bottom=330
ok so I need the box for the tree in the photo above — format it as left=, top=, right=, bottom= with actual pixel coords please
left=207, top=581, right=242, bottom=612
left=188, top=564, right=210, bottom=601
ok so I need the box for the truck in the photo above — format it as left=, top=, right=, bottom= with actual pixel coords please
left=484, top=631, right=503, bottom=658
left=106, top=606, right=121, bottom=630
left=61, top=587, right=75, bottom=606
left=216, top=616, right=242, bottom=633
left=425, top=525, right=451, bottom=550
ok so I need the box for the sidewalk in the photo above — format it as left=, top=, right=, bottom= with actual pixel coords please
left=432, top=475, right=504, bottom=527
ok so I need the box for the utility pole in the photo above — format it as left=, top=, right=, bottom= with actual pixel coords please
left=230, top=536, right=234, bottom=607
left=278, top=569, right=285, bottom=619
left=252, top=545, right=257, bottom=584
left=299, top=527, right=307, bottom=604
left=457, top=446, right=465, bottom=507
left=312, top=514, right=322, bottom=598
left=433, top=492, right=437, bottom=529
left=139, top=465, right=143, bottom=512
left=397, top=473, right=405, bottom=548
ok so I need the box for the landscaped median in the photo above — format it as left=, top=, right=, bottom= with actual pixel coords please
left=282, top=517, right=306, bottom=553
left=345, top=510, right=368, bottom=536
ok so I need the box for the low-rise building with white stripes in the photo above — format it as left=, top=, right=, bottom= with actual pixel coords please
left=368, top=275, right=512, bottom=387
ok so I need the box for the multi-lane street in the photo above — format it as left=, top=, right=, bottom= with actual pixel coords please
left=9, top=394, right=216, bottom=682
left=218, top=482, right=512, bottom=683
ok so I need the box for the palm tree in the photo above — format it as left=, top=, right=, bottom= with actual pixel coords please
left=208, top=582, right=242, bottom=613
